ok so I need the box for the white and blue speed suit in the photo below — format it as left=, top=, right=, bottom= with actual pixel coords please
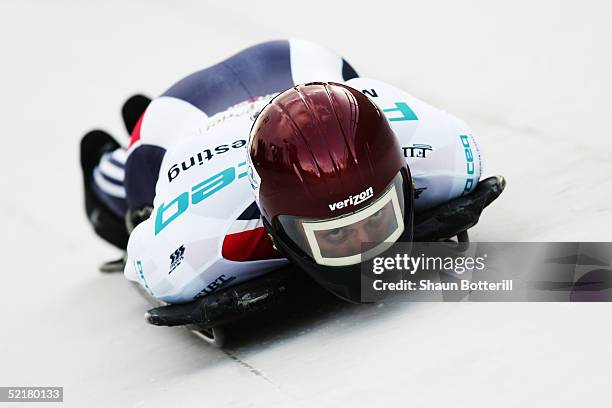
left=90, top=39, right=482, bottom=304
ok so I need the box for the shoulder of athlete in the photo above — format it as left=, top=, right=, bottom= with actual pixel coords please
left=344, top=77, right=476, bottom=146
left=344, top=77, right=482, bottom=209
left=345, top=77, right=468, bottom=125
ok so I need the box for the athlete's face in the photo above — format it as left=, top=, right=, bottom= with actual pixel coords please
left=278, top=173, right=406, bottom=266
left=313, top=203, right=397, bottom=258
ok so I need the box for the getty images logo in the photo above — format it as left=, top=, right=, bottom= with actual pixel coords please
left=328, top=187, right=374, bottom=211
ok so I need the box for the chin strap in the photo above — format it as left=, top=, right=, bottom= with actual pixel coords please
left=413, top=175, right=506, bottom=242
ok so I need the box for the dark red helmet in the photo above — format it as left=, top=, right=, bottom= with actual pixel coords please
left=247, top=82, right=414, bottom=302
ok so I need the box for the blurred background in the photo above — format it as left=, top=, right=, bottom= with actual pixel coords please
left=1, top=0, right=611, bottom=406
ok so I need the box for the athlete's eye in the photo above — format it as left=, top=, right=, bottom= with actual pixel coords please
left=325, top=228, right=347, bottom=242
left=366, top=208, right=389, bottom=231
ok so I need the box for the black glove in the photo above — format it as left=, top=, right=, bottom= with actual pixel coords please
left=413, top=175, right=506, bottom=242
left=80, top=130, right=129, bottom=249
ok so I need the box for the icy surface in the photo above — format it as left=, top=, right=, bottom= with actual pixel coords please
left=1, top=0, right=611, bottom=406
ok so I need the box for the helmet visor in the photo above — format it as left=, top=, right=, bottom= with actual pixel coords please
left=278, top=172, right=405, bottom=266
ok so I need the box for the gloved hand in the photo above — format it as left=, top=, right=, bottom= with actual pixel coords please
left=413, top=176, right=506, bottom=242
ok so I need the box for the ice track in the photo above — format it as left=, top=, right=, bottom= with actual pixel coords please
left=2, top=1, right=611, bottom=406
